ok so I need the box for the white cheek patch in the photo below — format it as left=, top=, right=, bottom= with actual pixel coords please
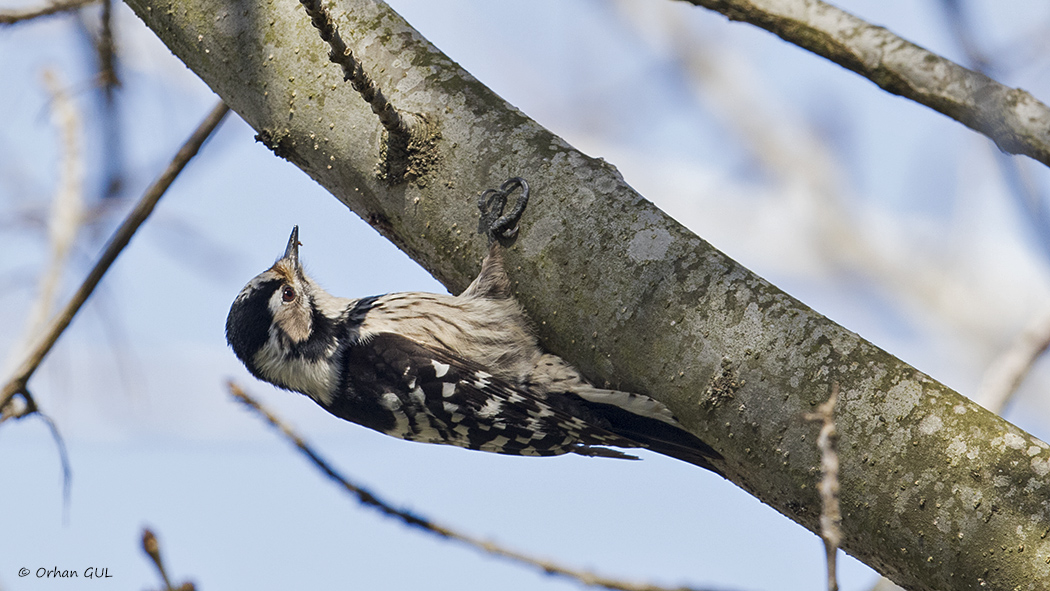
left=269, top=287, right=313, bottom=343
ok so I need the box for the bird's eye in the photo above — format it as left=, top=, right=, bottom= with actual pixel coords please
left=282, top=286, right=296, bottom=302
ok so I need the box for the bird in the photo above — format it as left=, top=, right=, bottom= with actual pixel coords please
left=225, top=179, right=723, bottom=474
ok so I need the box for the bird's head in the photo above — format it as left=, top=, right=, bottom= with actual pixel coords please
left=225, top=227, right=345, bottom=399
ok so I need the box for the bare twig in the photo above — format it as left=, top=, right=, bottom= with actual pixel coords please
left=95, top=0, right=124, bottom=198
left=0, top=101, right=230, bottom=419
left=296, top=0, right=413, bottom=139
left=97, top=0, right=118, bottom=89
left=228, top=381, right=712, bottom=591
left=805, top=384, right=841, bottom=591
left=38, top=410, right=73, bottom=522
left=17, top=70, right=86, bottom=357
left=142, top=528, right=196, bottom=591
left=0, top=71, right=83, bottom=519
left=678, top=0, right=1050, bottom=169
left=0, top=0, right=99, bottom=25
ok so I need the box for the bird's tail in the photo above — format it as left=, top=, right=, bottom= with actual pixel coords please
left=563, top=389, right=725, bottom=476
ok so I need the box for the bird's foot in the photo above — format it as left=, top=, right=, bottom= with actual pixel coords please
left=477, top=177, right=529, bottom=243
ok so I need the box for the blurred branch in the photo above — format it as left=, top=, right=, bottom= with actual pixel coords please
left=96, top=0, right=118, bottom=89
left=678, top=0, right=1050, bottom=169
left=17, top=70, right=86, bottom=361
left=975, top=302, right=1050, bottom=414
left=938, top=0, right=994, bottom=75
left=0, top=101, right=230, bottom=420
left=85, top=0, right=124, bottom=198
left=0, top=0, right=99, bottom=25
left=38, top=410, right=73, bottom=522
left=228, top=381, right=714, bottom=591
left=933, top=0, right=1050, bottom=265
left=142, top=528, right=196, bottom=591
left=0, top=71, right=82, bottom=519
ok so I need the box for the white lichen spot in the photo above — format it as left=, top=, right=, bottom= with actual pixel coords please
left=883, top=381, right=922, bottom=423
left=1029, top=446, right=1043, bottom=457
left=1031, top=456, right=1050, bottom=477
left=946, top=438, right=968, bottom=463
left=1004, top=432, right=1026, bottom=450
left=953, top=404, right=968, bottom=414
left=918, top=414, right=943, bottom=436
left=627, top=228, right=672, bottom=263
left=993, top=475, right=1011, bottom=488
left=1033, top=438, right=1050, bottom=450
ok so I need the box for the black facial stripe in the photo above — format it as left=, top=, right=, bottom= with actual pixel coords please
left=285, top=304, right=342, bottom=361
left=226, top=278, right=282, bottom=371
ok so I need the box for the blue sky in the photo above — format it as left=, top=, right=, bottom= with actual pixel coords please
left=3, top=1, right=1050, bottom=589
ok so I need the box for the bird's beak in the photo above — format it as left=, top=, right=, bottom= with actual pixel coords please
left=283, top=226, right=301, bottom=268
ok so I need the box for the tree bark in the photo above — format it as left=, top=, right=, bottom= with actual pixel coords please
left=122, top=0, right=1050, bottom=588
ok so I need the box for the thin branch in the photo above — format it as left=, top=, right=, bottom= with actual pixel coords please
left=16, top=70, right=86, bottom=360
left=228, top=381, right=714, bottom=591
left=0, top=0, right=99, bottom=25
left=975, top=302, right=1050, bottom=414
left=805, top=383, right=841, bottom=591
left=678, top=0, right=1050, bottom=169
left=97, top=0, right=118, bottom=89
left=296, top=0, right=412, bottom=139
left=96, top=0, right=124, bottom=199
left=0, top=101, right=230, bottom=418
left=0, top=71, right=82, bottom=519
left=37, top=408, right=73, bottom=523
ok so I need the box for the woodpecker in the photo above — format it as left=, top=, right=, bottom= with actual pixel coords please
left=225, top=180, right=722, bottom=474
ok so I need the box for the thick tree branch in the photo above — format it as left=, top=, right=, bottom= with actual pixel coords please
left=678, top=0, right=1050, bottom=169
left=121, top=0, right=1050, bottom=589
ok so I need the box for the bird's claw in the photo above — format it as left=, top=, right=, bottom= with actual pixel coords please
left=477, top=177, right=529, bottom=243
